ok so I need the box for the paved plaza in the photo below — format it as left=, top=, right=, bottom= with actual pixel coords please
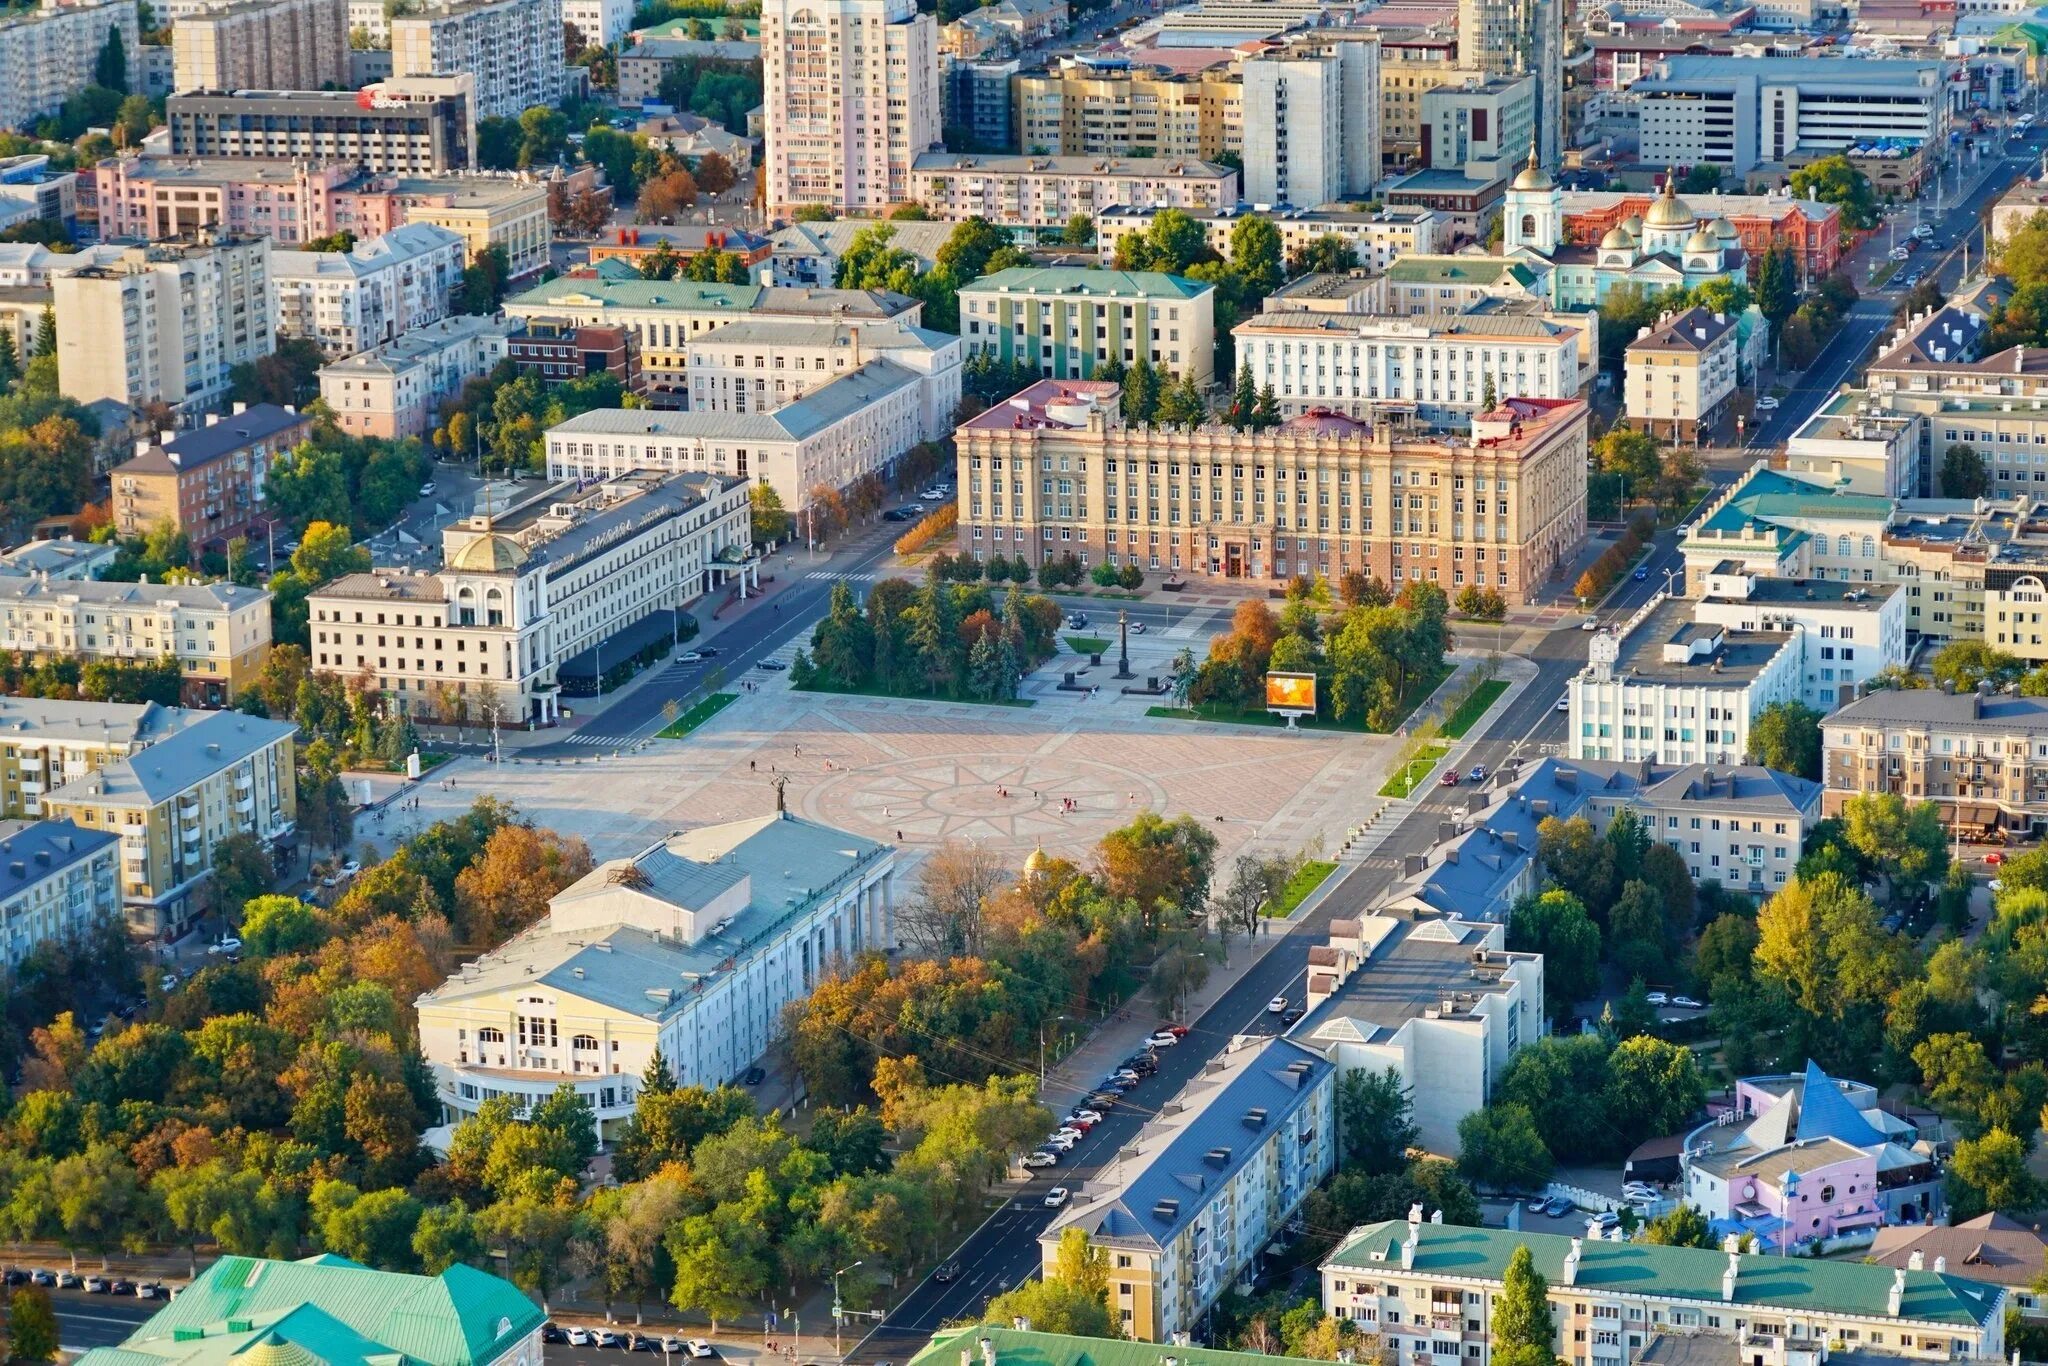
left=384, top=642, right=1401, bottom=872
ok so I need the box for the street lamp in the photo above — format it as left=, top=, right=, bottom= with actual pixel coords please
left=1038, top=1013, right=1071, bottom=1091
left=833, top=1262, right=862, bottom=1357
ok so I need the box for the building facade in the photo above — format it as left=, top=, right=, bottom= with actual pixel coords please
left=957, top=267, right=1215, bottom=387
left=166, top=83, right=473, bottom=175
left=1625, top=305, right=1739, bottom=443
left=683, top=316, right=962, bottom=444
left=389, top=0, right=561, bottom=120
left=0, top=0, right=139, bottom=142
left=507, top=319, right=644, bottom=395
left=955, top=380, right=1589, bottom=595
left=270, top=222, right=465, bottom=356
left=761, top=0, right=939, bottom=216
left=906, top=153, right=1239, bottom=231
left=0, top=576, right=273, bottom=706
left=168, top=0, right=350, bottom=98
left=1096, top=206, right=1442, bottom=276
left=1634, top=55, right=1946, bottom=174
left=1822, top=688, right=2048, bottom=836
left=1238, top=41, right=1380, bottom=207
left=0, top=819, right=118, bottom=971
left=111, top=402, right=312, bottom=554
left=317, top=313, right=517, bottom=439
left=418, top=812, right=895, bottom=1127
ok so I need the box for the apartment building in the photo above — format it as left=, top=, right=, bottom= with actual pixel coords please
left=1379, top=32, right=1461, bottom=169
left=317, top=313, right=517, bottom=439
left=944, top=53, right=1017, bottom=152
left=166, top=82, right=474, bottom=175
left=1823, top=688, right=2048, bottom=836
left=1239, top=40, right=1381, bottom=207
left=1096, top=206, right=1441, bottom=275
left=1235, top=308, right=1583, bottom=424
left=270, top=223, right=465, bottom=356
left=0, top=576, right=272, bottom=706
left=1690, top=565, right=1907, bottom=712
left=169, top=0, right=348, bottom=97
left=503, top=274, right=923, bottom=407
left=1013, top=57, right=1240, bottom=164
left=419, top=812, right=892, bottom=1127
left=389, top=0, right=561, bottom=120
left=507, top=320, right=643, bottom=396
left=1784, top=391, right=1924, bottom=500
left=906, top=153, right=1239, bottom=231
left=955, top=381, right=1589, bottom=596
left=0, top=538, right=115, bottom=581
left=385, top=175, right=548, bottom=278
left=1290, top=913, right=1542, bottom=1155
left=957, top=267, right=1215, bottom=387
left=0, top=0, right=140, bottom=141
left=1459, top=0, right=1560, bottom=166
left=38, top=709, right=296, bottom=936
left=760, top=0, right=940, bottom=216
left=763, top=217, right=957, bottom=288
left=1419, top=75, right=1535, bottom=186
left=560, top=0, right=630, bottom=47
left=684, top=317, right=962, bottom=443
left=111, top=402, right=312, bottom=552
left=51, top=231, right=273, bottom=413
left=1040, top=1036, right=1335, bottom=1343
left=544, top=361, right=929, bottom=514
left=309, top=471, right=752, bottom=722
left=1625, top=306, right=1738, bottom=443
left=617, top=35, right=760, bottom=103
left=1866, top=316, right=2048, bottom=502
left=1635, top=55, right=1946, bottom=174
left=0, top=819, right=118, bottom=970
left=1320, top=1220, right=2006, bottom=1366
left=92, top=157, right=361, bottom=243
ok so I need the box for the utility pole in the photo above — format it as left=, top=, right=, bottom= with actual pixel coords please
left=833, top=1263, right=862, bottom=1357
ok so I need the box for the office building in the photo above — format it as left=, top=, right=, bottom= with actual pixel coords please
left=503, top=273, right=923, bottom=406
left=1040, top=1035, right=1335, bottom=1342
left=1379, top=31, right=1461, bottom=170
left=1289, top=913, right=1542, bottom=1156
left=0, top=819, right=118, bottom=969
left=561, top=0, right=630, bottom=48
left=0, top=576, right=273, bottom=707
left=944, top=55, right=1019, bottom=153
left=1457, top=0, right=1560, bottom=166
left=544, top=362, right=930, bottom=514
left=957, top=267, right=1215, bottom=386
left=389, top=0, right=561, bottom=120
left=760, top=0, right=940, bottom=216
left=955, top=380, right=1589, bottom=596
left=1635, top=56, right=1945, bottom=175
left=270, top=222, right=465, bottom=356
left=1625, top=305, right=1739, bottom=443
left=73, top=1256, right=541, bottom=1366
left=1096, top=206, right=1441, bottom=276
left=1822, top=687, right=2048, bottom=836
left=684, top=317, right=962, bottom=443
left=38, top=709, right=295, bottom=935
left=419, top=812, right=894, bottom=1128
left=0, top=0, right=140, bottom=141
left=308, top=470, right=752, bottom=723
left=51, top=231, right=273, bottom=413
left=1320, top=1220, right=2007, bottom=1366
left=507, top=319, right=644, bottom=395
left=166, top=81, right=474, bottom=175
left=1689, top=565, right=1907, bottom=713
left=1674, top=465, right=1898, bottom=597
left=1784, top=392, right=1924, bottom=500
left=168, top=0, right=348, bottom=96
left=111, top=402, right=312, bottom=552
left=383, top=174, right=550, bottom=278
left=317, top=313, right=517, bottom=439
left=1421, top=75, right=1535, bottom=185
left=905, top=153, right=1239, bottom=230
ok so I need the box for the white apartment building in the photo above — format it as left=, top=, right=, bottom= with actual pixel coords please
left=1239, top=42, right=1381, bottom=209
left=683, top=317, right=962, bottom=444
left=1784, top=392, right=1924, bottom=500
left=1040, top=1036, right=1336, bottom=1343
left=1570, top=594, right=1803, bottom=766
left=418, top=812, right=896, bottom=1130
left=1625, top=305, right=1738, bottom=444
left=52, top=231, right=273, bottom=413
left=1691, top=565, right=1907, bottom=713
left=0, top=0, right=140, bottom=141
left=0, top=539, right=116, bottom=581
left=308, top=470, right=753, bottom=724
left=1235, top=309, right=1582, bottom=424
left=0, top=819, right=118, bottom=970
left=390, top=0, right=561, bottom=120
left=1635, top=55, right=1946, bottom=175
left=561, top=0, right=629, bottom=47
left=545, top=359, right=927, bottom=514
left=957, top=266, right=1217, bottom=387
left=1096, top=206, right=1441, bottom=275
left=271, top=223, right=465, bottom=357
left=317, top=313, right=517, bottom=439
left=906, top=152, right=1239, bottom=230
left=761, top=0, right=940, bottom=216
left=1290, top=914, right=1543, bottom=1156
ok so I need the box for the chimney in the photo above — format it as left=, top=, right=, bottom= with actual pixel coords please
left=1908, top=1250, right=1925, bottom=1271
left=983, top=1337, right=999, bottom=1365
left=1722, top=1253, right=1739, bottom=1302
left=1408, top=1203, right=1425, bottom=1228
left=1563, top=1237, right=1582, bottom=1285
left=1888, top=1269, right=1906, bottom=1317
left=1400, top=1233, right=1417, bottom=1270
left=1935, top=1255, right=1947, bottom=1274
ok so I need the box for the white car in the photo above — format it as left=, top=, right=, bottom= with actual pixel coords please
left=1581, top=617, right=1598, bottom=631
left=1044, top=1132, right=1076, bottom=1151
left=419, top=482, right=437, bottom=497
left=1672, top=995, right=1705, bottom=1010
left=1644, top=991, right=1670, bottom=1006
left=686, top=1342, right=715, bottom=1359
left=567, top=1330, right=593, bottom=1347
left=1147, top=1030, right=1180, bottom=1048
left=1555, top=696, right=1569, bottom=712
left=1913, top=224, right=1935, bottom=240
left=1069, top=1109, right=1103, bottom=1125
left=1622, top=1182, right=1657, bottom=1197
left=339, top=860, right=361, bottom=878
left=1023, top=1150, right=1059, bottom=1168
left=1991, top=878, right=2005, bottom=892
left=1268, top=996, right=1289, bottom=1014
left=1754, top=396, right=1780, bottom=412
left=1054, top=1126, right=1086, bottom=1143
left=207, top=936, right=243, bottom=955
left=160, top=973, right=180, bottom=993
left=658, top=1339, right=685, bottom=1356
left=1044, top=1186, right=1071, bottom=1208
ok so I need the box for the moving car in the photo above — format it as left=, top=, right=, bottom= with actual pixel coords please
left=1282, top=1007, right=1303, bottom=1025
left=419, top=482, right=437, bottom=497
left=1268, top=996, right=1290, bottom=1014
left=1633, top=567, right=1648, bottom=581
left=680, top=652, right=706, bottom=663
left=1066, top=613, right=1089, bottom=628
left=1147, top=1030, right=1181, bottom=1047
left=935, top=1262, right=961, bottom=1282
left=1754, top=396, right=1779, bottom=412
left=1044, top=1186, right=1071, bottom=1208
left=757, top=660, right=788, bottom=671
left=1467, top=765, right=1486, bottom=782
left=1671, top=995, right=1704, bottom=1010
left=1130, top=621, right=1146, bottom=634
left=1987, top=850, right=2007, bottom=866
left=1581, top=617, right=1598, bottom=631
left=1555, top=696, right=1570, bottom=712
left=1440, top=769, right=1460, bottom=786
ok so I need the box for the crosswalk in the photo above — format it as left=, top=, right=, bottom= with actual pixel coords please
left=556, top=732, right=626, bottom=748
left=805, top=570, right=878, bottom=583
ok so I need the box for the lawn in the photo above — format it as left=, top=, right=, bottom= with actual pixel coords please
left=1264, top=859, right=1337, bottom=917
left=1145, top=661, right=1454, bottom=735
left=1065, top=635, right=1111, bottom=655
left=657, top=692, right=737, bottom=738
left=1378, top=742, right=1450, bottom=798
left=1440, top=678, right=1509, bottom=740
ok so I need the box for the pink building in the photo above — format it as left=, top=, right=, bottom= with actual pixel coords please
left=94, top=157, right=397, bottom=244
left=1687, top=1136, right=1882, bottom=1251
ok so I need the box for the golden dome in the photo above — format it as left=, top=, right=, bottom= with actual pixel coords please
left=1686, top=227, right=1719, bottom=252
left=1714, top=218, right=1741, bottom=242
left=1512, top=144, right=1552, bottom=191
left=1645, top=174, right=1694, bottom=229
left=449, top=533, right=527, bottom=573
left=1600, top=225, right=1637, bottom=251
left=1621, top=214, right=1645, bottom=236
left=234, top=1334, right=322, bottom=1366
left=1024, top=844, right=1051, bottom=874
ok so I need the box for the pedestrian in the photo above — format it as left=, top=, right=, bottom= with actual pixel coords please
left=897, top=829, right=904, bottom=841
left=750, top=759, right=756, bottom=771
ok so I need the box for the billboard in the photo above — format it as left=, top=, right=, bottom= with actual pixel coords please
left=1265, top=671, right=1316, bottom=714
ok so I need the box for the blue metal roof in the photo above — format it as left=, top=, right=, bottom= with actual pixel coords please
left=1795, top=1059, right=1889, bottom=1149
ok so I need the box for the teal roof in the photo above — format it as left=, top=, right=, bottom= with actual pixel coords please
left=963, top=266, right=1212, bottom=301
left=1325, top=1222, right=2003, bottom=1330
left=1385, top=256, right=1537, bottom=288
left=1692, top=467, right=1893, bottom=546
left=910, top=1326, right=1310, bottom=1366
left=74, top=1256, right=542, bottom=1366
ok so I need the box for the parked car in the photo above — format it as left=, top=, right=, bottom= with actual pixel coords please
left=1147, top=1030, right=1181, bottom=1048
left=1023, top=1150, right=1059, bottom=1168
left=1044, top=1186, right=1071, bottom=1208
left=1162, top=1025, right=1190, bottom=1037
left=1754, top=396, right=1779, bottom=412
left=542, top=1325, right=567, bottom=1344
left=419, top=482, right=437, bottom=497
left=1084, top=1092, right=1120, bottom=1110
left=1589, top=1211, right=1621, bottom=1231
left=742, top=1066, right=766, bottom=1085
left=1555, top=696, right=1569, bottom=712
left=85, top=1277, right=111, bottom=1294
left=30, top=1270, right=53, bottom=1287
left=1526, top=1197, right=1550, bottom=1213
left=567, top=1329, right=593, bottom=1347
left=1987, top=850, right=2007, bottom=866
left=593, top=1331, right=622, bottom=1349
left=110, top=1280, right=136, bottom=1297
left=658, top=1339, right=685, bottom=1356
left=1066, top=613, right=1089, bottom=628
left=1581, top=617, right=1598, bottom=631
left=1644, top=991, right=1670, bottom=1006
left=1121, top=1054, right=1156, bottom=1073
left=1541, top=1197, right=1574, bottom=1217
left=339, top=860, right=362, bottom=878
left=0, top=1270, right=24, bottom=1287
left=138, top=1280, right=172, bottom=1300
left=685, top=1341, right=716, bottom=1359
left=1044, top=1133, right=1076, bottom=1151
left=1069, top=1109, right=1103, bottom=1124
left=1054, top=1126, right=1087, bottom=1143
left=1672, top=995, right=1704, bottom=1010
left=680, top=651, right=706, bottom=663
left=208, top=936, right=243, bottom=955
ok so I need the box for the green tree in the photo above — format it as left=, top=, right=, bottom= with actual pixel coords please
left=1288, top=234, right=1358, bottom=276
left=1839, top=792, right=1949, bottom=899
left=291, top=520, right=369, bottom=586
left=1337, top=1065, right=1419, bottom=1175
left=665, top=1211, right=770, bottom=1332
left=1228, top=214, right=1284, bottom=300
left=1947, top=1128, right=2042, bottom=1219
left=1601, top=1036, right=1706, bottom=1144
left=1942, top=443, right=1991, bottom=499
left=209, top=831, right=273, bottom=925
left=984, top=1227, right=1118, bottom=1337
left=1747, top=700, right=1824, bottom=780
left=413, top=1200, right=483, bottom=1273
left=93, top=27, right=126, bottom=92
left=1640, top=1204, right=1717, bottom=1248
left=1756, top=243, right=1797, bottom=330
left=1492, top=1244, right=1558, bottom=1366
left=1455, top=1104, right=1552, bottom=1190
left=1933, top=639, right=2024, bottom=692
left=1508, top=889, right=1601, bottom=1022
left=8, top=1287, right=58, bottom=1361
left=1789, top=154, right=1878, bottom=229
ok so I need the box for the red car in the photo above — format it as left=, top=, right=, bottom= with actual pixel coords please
left=1987, top=851, right=2006, bottom=866
left=1164, top=1025, right=1190, bottom=1037
left=1441, top=770, right=1460, bottom=787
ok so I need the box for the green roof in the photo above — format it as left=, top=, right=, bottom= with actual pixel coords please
left=1385, top=255, right=1537, bottom=288
left=74, top=1256, right=543, bottom=1366
left=962, top=267, right=1213, bottom=301
left=1325, top=1222, right=2003, bottom=1330
left=910, top=1326, right=1317, bottom=1366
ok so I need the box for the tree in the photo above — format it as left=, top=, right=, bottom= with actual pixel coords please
left=1947, top=1129, right=2042, bottom=1219
left=1838, top=792, right=1948, bottom=900
left=1755, top=872, right=1911, bottom=1066
left=1601, top=1036, right=1705, bottom=1143
left=984, top=1228, right=1118, bottom=1338
left=750, top=482, right=794, bottom=545
left=1789, top=154, right=1877, bottom=229
left=210, top=832, right=274, bottom=926
left=1640, top=1204, right=1717, bottom=1248
left=8, top=1287, right=57, bottom=1361
left=1507, top=890, right=1601, bottom=1023
left=1063, top=215, right=1094, bottom=247
left=1492, top=1244, right=1558, bottom=1366
left=1455, top=1104, right=1552, bottom=1190
left=93, top=27, right=126, bottom=93
left=1289, top=234, right=1358, bottom=277
left=292, top=520, right=370, bottom=586
left=451, top=824, right=593, bottom=945
left=52, top=1144, right=148, bottom=1267
left=900, top=840, right=1008, bottom=957
left=1337, top=1066, right=1419, bottom=1175
left=1747, top=700, right=1824, bottom=780
left=1932, top=640, right=2024, bottom=693
left=1942, top=443, right=1991, bottom=499
left=1756, top=243, right=1797, bottom=330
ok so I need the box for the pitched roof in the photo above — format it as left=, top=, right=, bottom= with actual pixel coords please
left=115, top=404, right=309, bottom=476
left=909, top=1327, right=1308, bottom=1366
left=44, top=711, right=296, bottom=808
left=546, top=359, right=923, bottom=444
left=0, top=818, right=116, bottom=890
left=1324, top=1221, right=2003, bottom=1328
left=962, top=266, right=1213, bottom=301
left=1868, top=1214, right=2048, bottom=1288
left=1629, top=305, right=1737, bottom=354
left=1825, top=688, right=2048, bottom=736
left=1794, top=1058, right=1889, bottom=1148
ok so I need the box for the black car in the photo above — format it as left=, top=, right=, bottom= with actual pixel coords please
left=934, top=1261, right=961, bottom=1283
left=1, top=1270, right=25, bottom=1287
left=742, top=1066, right=766, bottom=1085
left=543, top=1325, right=568, bottom=1345
left=1122, top=1054, right=1157, bottom=1073
left=1281, top=1008, right=1303, bottom=1025
left=628, top=1334, right=657, bottom=1351
left=110, top=1281, right=136, bottom=1297
left=757, top=660, right=788, bottom=671
left=697, top=647, right=720, bottom=658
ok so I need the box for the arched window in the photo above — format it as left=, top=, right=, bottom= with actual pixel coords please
left=1836, top=535, right=1851, bottom=556
left=572, top=1034, right=599, bottom=1050
left=456, top=584, right=476, bottom=626
left=1861, top=535, right=1875, bottom=558
left=485, top=586, right=505, bottom=627
left=1520, top=214, right=1535, bottom=239
left=478, top=1027, right=504, bottom=1044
